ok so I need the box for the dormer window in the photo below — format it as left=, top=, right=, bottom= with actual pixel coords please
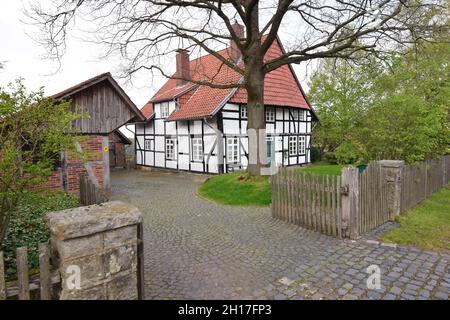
left=160, top=102, right=169, bottom=118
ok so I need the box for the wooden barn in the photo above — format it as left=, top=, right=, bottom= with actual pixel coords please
left=49, top=72, right=144, bottom=194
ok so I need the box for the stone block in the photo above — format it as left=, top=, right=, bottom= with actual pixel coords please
left=106, top=273, right=138, bottom=300
left=47, top=201, right=142, bottom=240
left=104, top=225, right=137, bottom=249
left=60, top=254, right=105, bottom=289
left=102, top=244, right=137, bottom=277
left=60, top=284, right=107, bottom=300
left=54, top=233, right=103, bottom=260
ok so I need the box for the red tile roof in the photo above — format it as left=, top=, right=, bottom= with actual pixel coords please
left=143, top=37, right=312, bottom=121
left=140, top=102, right=154, bottom=119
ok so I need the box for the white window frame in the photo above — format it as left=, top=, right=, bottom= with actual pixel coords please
left=144, top=139, right=152, bottom=151
left=160, top=102, right=169, bottom=118
left=240, top=105, right=248, bottom=119
left=265, top=107, right=275, bottom=122
left=165, top=138, right=175, bottom=160
left=292, top=109, right=299, bottom=121
left=299, top=110, right=306, bottom=121
left=191, top=137, right=203, bottom=162
left=298, top=136, right=306, bottom=155
left=226, top=137, right=239, bottom=163
left=289, top=136, right=298, bottom=156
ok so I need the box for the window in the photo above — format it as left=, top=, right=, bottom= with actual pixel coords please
left=165, top=138, right=175, bottom=160
left=227, top=137, right=239, bottom=163
left=191, top=138, right=203, bottom=162
left=299, top=110, right=306, bottom=121
left=266, top=107, right=275, bottom=122
left=240, top=105, right=248, bottom=119
left=266, top=137, right=273, bottom=162
left=144, top=140, right=152, bottom=151
left=160, top=102, right=169, bottom=118
left=292, top=109, right=299, bottom=121
left=298, top=136, right=306, bottom=154
left=289, top=136, right=297, bottom=156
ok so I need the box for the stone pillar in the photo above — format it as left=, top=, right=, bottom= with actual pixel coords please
left=377, top=160, right=404, bottom=218
left=46, top=201, right=143, bottom=300
left=341, top=166, right=360, bottom=239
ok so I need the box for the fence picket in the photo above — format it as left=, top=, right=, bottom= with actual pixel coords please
left=16, top=247, right=30, bottom=300
left=38, top=243, right=51, bottom=300
left=0, top=251, right=5, bottom=300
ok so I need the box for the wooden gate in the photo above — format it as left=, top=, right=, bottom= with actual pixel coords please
left=358, top=162, right=390, bottom=234
left=271, top=168, right=343, bottom=237
left=79, top=173, right=108, bottom=206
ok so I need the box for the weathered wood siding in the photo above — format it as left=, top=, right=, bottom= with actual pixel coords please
left=70, top=81, right=135, bottom=134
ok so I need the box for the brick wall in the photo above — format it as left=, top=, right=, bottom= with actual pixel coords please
left=45, top=135, right=107, bottom=194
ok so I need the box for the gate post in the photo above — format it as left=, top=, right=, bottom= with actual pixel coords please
left=341, top=167, right=359, bottom=239
left=47, top=201, right=143, bottom=300
left=377, top=160, right=404, bottom=218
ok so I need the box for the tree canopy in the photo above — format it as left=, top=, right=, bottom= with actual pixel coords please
left=0, top=80, right=81, bottom=245
left=309, top=40, right=450, bottom=164
left=27, top=0, right=449, bottom=175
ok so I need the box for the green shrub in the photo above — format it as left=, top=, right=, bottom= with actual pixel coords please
left=1, top=191, right=79, bottom=279
left=335, top=141, right=361, bottom=164
left=310, top=147, right=322, bottom=163
left=323, top=152, right=337, bottom=164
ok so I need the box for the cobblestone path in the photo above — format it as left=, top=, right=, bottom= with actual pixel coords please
left=111, top=170, right=449, bottom=300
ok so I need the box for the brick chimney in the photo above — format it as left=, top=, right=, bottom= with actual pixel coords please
left=230, top=23, right=245, bottom=62
left=175, top=49, right=190, bottom=86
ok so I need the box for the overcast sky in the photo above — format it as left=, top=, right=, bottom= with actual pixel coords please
left=0, top=1, right=313, bottom=110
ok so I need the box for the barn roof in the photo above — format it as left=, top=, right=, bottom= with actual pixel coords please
left=52, top=72, right=145, bottom=122
left=142, top=36, right=317, bottom=121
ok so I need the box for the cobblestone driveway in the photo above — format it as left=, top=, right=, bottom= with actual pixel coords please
left=111, top=170, right=449, bottom=300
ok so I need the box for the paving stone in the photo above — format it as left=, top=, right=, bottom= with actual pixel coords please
left=434, top=291, right=449, bottom=300
left=110, top=170, right=450, bottom=300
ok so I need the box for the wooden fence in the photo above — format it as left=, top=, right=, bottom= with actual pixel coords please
left=0, top=244, right=59, bottom=300
left=271, top=168, right=343, bottom=237
left=358, top=163, right=390, bottom=235
left=401, top=156, right=450, bottom=212
left=79, top=173, right=108, bottom=206
left=272, top=155, right=450, bottom=239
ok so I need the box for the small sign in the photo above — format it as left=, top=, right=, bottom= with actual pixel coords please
left=103, top=146, right=109, bottom=153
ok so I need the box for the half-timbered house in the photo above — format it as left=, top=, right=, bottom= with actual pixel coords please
left=135, top=28, right=317, bottom=174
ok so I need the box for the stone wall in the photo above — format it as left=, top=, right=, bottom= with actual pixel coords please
left=46, top=201, right=143, bottom=300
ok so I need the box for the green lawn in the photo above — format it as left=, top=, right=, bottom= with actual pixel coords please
left=297, top=161, right=346, bottom=176
left=198, top=172, right=271, bottom=206
left=380, top=185, right=450, bottom=251
left=198, top=162, right=344, bottom=206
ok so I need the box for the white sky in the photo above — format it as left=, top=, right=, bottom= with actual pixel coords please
left=0, top=1, right=313, bottom=112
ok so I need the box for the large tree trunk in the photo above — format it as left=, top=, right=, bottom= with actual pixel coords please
left=246, top=56, right=267, bottom=176
left=245, top=1, right=266, bottom=176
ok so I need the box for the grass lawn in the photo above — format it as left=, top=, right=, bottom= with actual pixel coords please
left=297, top=161, right=346, bottom=176
left=379, top=185, right=450, bottom=251
left=198, top=162, right=345, bottom=206
left=198, top=172, right=271, bottom=206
